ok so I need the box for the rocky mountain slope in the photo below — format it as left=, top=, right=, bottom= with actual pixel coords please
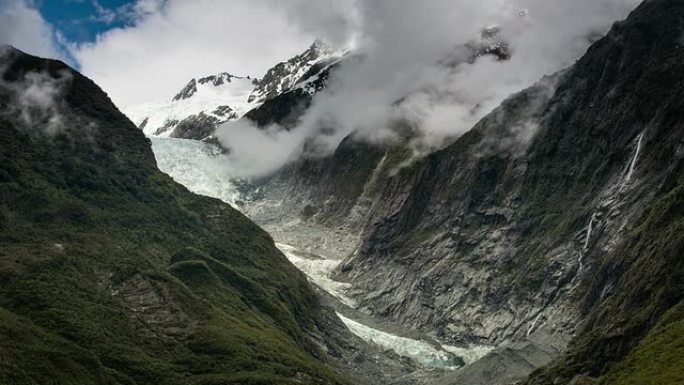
left=0, top=46, right=360, bottom=385
left=235, top=0, right=684, bottom=384
left=125, top=40, right=344, bottom=140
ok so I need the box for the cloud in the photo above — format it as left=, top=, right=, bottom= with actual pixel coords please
left=301, top=0, right=640, bottom=147
left=215, top=119, right=311, bottom=179
left=0, top=0, right=63, bottom=60
left=213, top=0, right=640, bottom=178
left=72, top=0, right=355, bottom=109
left=0, top=47, right=73, bottom=135
left=277, top=0, right=357, bottom=48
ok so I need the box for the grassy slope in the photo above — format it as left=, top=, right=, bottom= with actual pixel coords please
left=0, top=50, right=347, bottom=385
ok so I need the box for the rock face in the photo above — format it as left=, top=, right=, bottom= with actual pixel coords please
left=239, top=0, right=684, bottom=383
left=0, top=46, right=356, bottom=385
left=344, top=1, right=684, bottom=381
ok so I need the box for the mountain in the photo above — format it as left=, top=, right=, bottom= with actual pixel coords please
left=125, top=40, right=344, bottom=141
left=125, top=72, right=256, bottom=140
left=230, top=1, right=684, bottom=384
left=0, top=46, right=359, bottom=385
left=247, top=39, right=344, bottom=105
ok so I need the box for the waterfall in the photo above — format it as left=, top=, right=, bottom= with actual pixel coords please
left=527, top=312, right=543, bottom=337
left=625, top=132, right=644, bottom=182
left=583, top=213, right=596, bottom=251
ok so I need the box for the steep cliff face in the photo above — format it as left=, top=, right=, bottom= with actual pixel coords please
left=235, top=0, right=684, bottom=383
left=0, top=47, right=352, bottom=385
left=336, top=0, right=684, bottom=382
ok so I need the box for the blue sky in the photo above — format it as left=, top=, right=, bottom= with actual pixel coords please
left=2, top=0, right=325, bottom=106
left=39, top=0, right=135, bottom=43
left=35, top=0, right=139, bottom=66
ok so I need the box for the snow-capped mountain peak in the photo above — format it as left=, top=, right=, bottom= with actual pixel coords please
left=172, top=72, right=257, bottom=101
left=125, top=71, right=257, bottom=139
left=247, top=40, right=344, bottom=105
left=124, top=40, right=344, bottom=140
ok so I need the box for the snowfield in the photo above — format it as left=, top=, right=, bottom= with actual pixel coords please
left=126, top=74, right=256, bottom=137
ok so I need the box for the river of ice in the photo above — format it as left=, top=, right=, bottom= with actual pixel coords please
left=150, top=137, right=241, bottom=206
left=150, top=136, right=492, bottom=370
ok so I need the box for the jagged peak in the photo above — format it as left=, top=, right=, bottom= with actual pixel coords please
left=171, top=71, right=256, bottom=101
left=247, top=40, right=343, bottom=104
left=172, top=78, right=198, bottom=101
left=309, top=38, right=332, bottom=53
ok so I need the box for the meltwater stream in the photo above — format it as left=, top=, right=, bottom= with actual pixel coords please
left=151, top=137, right=491, bottom=370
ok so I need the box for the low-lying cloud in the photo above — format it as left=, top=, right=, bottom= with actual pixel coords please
left=215, top=120, right=312, bottom=179
left=0, top=48, right=72, bottom=135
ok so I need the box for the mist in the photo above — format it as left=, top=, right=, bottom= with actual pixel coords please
left=215, top=0, right=640, bottom=179
left=0, top=47, right=72, bottom=135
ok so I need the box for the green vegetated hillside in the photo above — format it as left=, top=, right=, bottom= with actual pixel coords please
left=526, top=176, right=684, bottom=384
left=0, top=47, right=347, bottom=385
left=599, top=300, right=684, bottom=385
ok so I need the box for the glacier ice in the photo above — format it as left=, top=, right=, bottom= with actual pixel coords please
left=337, top=313, right=491, bottom=369
left=150, top=137, right=242, bottom=206
left=276, top=243, right=356, bottom=307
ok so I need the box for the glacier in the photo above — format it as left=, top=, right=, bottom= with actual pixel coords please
left=337, top=313, right=492, bottom=369
left=276, top=243, right=356, bottom=307
left=150, top=137, right=242, bottom=206
left=149, top=135, right=492, bottom=372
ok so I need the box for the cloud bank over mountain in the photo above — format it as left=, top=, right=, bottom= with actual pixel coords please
left=215, top=0, right=639, bottom=178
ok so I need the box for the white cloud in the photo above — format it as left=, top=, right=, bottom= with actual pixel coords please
left=214, top=0, right=640, bottom=178
left=73, top=0, right=357, bottom=109
left=281, top=0, right=640, bottom=152
left=0, top=0, right=63, bottom=60
left=0, top=49, right=73, bottom=135
left=215, top=119, right=310, bottom=179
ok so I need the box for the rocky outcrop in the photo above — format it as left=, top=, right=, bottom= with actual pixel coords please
left=170, top=112, right=222, bottom=140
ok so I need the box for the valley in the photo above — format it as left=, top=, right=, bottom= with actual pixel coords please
left=145, top=2, right=684, bottom=383
left=1, top=0, right=683, bottom=384
left=151, top=137, right=476, bottom=372
left=150, top=136, right=563, bottom=384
